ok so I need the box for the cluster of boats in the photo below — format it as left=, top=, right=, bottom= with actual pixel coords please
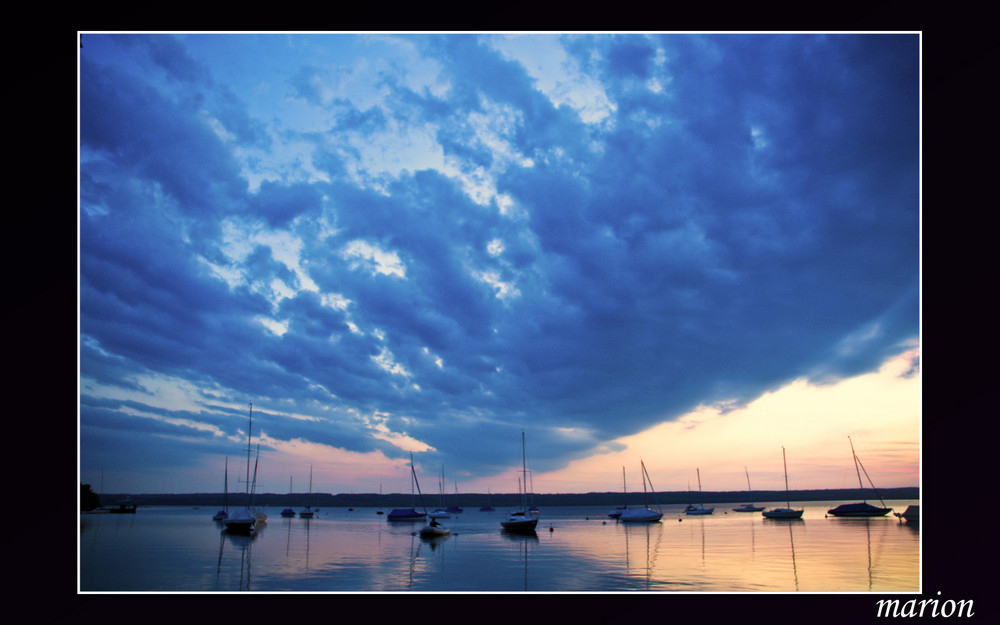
left=211, top=405, right=914, bottom=538
left=604, top=438, right=912, bottom=523
left=388, top=430, right=540, bottom=537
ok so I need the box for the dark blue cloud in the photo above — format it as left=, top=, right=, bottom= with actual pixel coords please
left=79, top=33, right=919, bottom=489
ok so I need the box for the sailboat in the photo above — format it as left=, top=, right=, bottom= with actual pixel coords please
left=618, top=460, right=663, bottom=522
left=608, top=466, right=627, bottom=519
left=446, top=482, right=464, bottom=514
left=299, top=466, right=315, bottom=518
left=762, top=447, right=803, bottom=519
left=387, top=454, right=428, bottom=522
left=377, top=484, right=385, bottom=515
left=479, top=487, right=495, bottom=512
left=827, top=437, right=892, bottom=517
left=684, top=468, right=715, bottom=515
left=429, top=466, right=450, bottom=518
left=280, top=476, right=296, bottom=517
left=212, top=457, right=230, bottom=521
left=732, top=467, right=765, bottom=512
left=414, top=459, right=451, bottom=537
left=223, top=403, right=258, bottom=534
left=501, top=430, right=540, bottom=533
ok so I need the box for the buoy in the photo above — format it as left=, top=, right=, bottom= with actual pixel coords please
left=549, top=526, right=554, bottom=532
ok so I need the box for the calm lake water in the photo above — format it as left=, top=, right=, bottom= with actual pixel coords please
left=79, top=501, right=918, bottom=593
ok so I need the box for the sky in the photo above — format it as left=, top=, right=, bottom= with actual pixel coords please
left=78, top=32, right=920, bottom=498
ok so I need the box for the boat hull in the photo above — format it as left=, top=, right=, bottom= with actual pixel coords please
left=501, top=513, right=539, bottom=532
left=223, top=509, right=257, bottom=534
left=619, top=509, right=663, bottom=523
left=684, top=507, right=714, bottom=515
left=894, top=505, right=919, bottom=522
left=387, top=508, right=427, bottom=522
left=762, top=507, right=803, bottom=519
left=732, top=505, right=764, bottom=512
left=827, top=502, right=892, bottom=517
left=420, top=525, right=451, bottom=537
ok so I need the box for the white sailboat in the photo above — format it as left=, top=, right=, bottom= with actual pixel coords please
left=223, top=403, right=257, bottom=534
left=732, top=467, right=765, bottom=512
left=429, top=466, right=450, bottom=519
left=762, top=447, right=803, bottom=519
left=299, top=466, right=315, bottom=518
left=618, top=460, right=663, bottom=522
left=500, top=430, right=539, bottom=533
left=684, top=468, right=715, bottom=515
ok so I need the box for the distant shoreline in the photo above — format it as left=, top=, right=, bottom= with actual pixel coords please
left=90, top=487, right=918, bottom=509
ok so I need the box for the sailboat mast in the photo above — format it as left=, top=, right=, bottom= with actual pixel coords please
left=696, top=467, right=704, bottom=509
left=245, top=402, right=253, bottom=497
left=520, top=429, right=527, bottom=510
left=622, top=465, right=627, bottom=506
left=848, top=436, right=865, bottom=501
left=782, top=446, right=791, bottom=508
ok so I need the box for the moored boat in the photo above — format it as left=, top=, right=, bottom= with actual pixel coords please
left=762, top=447, right=803, bottom=519
left=894, top=505, right=919, bottom=523
left=684, top=469, right=714, bottom=515
left=500, top=430, right=539, bottom=533
left=826, top=437, right=892, bottom=518
left=617, top=460, right=663, bottom=523
left=732, top=467, right=764, bottom=512
left=223, top=403, right=258, bottom=534
left=388, top=453, right=429, bottom=523
left=212, top=457, right=230, bottom=521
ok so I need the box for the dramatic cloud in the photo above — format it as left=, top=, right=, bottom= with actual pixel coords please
left=79, top=33, right=919, bottom=491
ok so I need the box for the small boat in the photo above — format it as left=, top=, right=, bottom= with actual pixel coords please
left=377, top=484, right=385, bottom=515
left=429, top=467, right=451, bottom=518
left=500, top=430, right=539, bottom=533
left=608, top=466, right=627, bottom=519
left=109, top=497, right=137, bottom=514
left=212, top=457, right=230, bottom=521
left=894, top=505, right=919, bottom=523
left=224, top=403, right=258, bottom=534
left=762, top=447, right=803, bottom=519
left=684, top=469, right=715, bottom=515
left=826, top=437, right=892, bottom=518
left=298, top=466, right=315, bottom=518
left=387, top=507, right=426, bottom=521
left=480, top=488, right=495, bottom=512
left=280, top=476, right=296, bottom=517
left=387, top=454, right=428, bottom=523
left=732, top=467, right=764, bottom=512
left=618, top=460, right=663, bottom=523
left=419, top=519, right=451, bottom=537
left=447, top=480, right=464, bottom=513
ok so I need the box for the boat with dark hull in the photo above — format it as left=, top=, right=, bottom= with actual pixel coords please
left=826, top=437, right=892, bottom=518
left=762, top=447, right=803, bottom=519
left=501, top=430, right=539, bottom=533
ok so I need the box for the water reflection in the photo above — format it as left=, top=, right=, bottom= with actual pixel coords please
left=763, top=516, right=803, bottom=591
left=219, top=530, right=257, bottom=591
left=501, top=528, right=537, bottom=590
left=622, top=521, right=662, bottom=590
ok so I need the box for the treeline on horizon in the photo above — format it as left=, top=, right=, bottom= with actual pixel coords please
left=85, top=486, right=918, bottom=509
